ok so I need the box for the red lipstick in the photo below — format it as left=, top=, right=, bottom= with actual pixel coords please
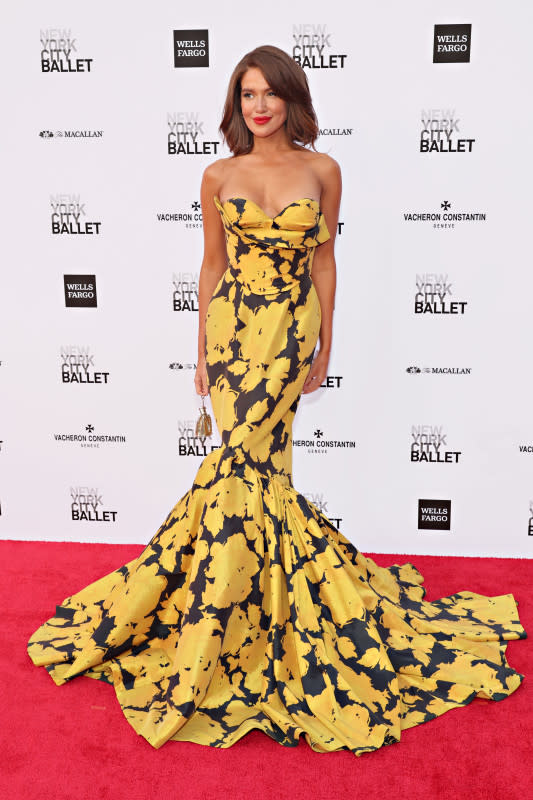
left=253, top=116, right=271, bottom=125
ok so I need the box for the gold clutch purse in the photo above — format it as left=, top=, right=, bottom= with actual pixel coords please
left=195, top=396, right=212, bottom=438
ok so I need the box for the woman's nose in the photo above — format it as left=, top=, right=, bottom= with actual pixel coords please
left=254, top=93, right=267, bottom=112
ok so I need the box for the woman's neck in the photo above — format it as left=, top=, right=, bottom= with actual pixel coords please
left=250, top=127, right=295, bottom=158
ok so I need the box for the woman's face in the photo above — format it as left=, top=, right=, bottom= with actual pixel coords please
left=240, top=67, right=288, bottom=138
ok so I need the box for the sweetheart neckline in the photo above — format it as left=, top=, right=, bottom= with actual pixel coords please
left=215, top=195, right=321, bottom=220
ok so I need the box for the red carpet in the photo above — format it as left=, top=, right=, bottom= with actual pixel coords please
left=2, top=540, right=531, bottom=800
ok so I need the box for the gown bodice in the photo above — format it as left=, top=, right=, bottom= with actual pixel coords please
left=214, top=196, right=330, bottom=295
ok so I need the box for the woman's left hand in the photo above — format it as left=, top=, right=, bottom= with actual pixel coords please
left=302, top=350, right=329, bottom=394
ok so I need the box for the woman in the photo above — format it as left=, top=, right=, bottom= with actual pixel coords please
left=28, top=45, right=526, bottom=755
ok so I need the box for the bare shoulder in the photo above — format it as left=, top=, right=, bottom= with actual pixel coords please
left=308, top=151, right=341, bottom=185
left=202, top=156, right=233, bottom=190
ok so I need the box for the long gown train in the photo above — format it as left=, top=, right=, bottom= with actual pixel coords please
left=27, top=196, right=526, bottom=754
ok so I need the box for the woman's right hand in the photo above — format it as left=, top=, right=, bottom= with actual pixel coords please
left=194, top=358, right=209, bottom=396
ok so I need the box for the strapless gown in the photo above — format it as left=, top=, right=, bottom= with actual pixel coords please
left=27, top=196, right=526, bottom=754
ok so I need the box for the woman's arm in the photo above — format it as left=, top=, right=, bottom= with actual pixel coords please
left=302, top=156, right=341, bottom=394
left=194, top=163, right=228, bottom=396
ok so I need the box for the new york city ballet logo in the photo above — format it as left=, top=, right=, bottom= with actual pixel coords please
left=433, top=24, right=472, bottom=63
left=40, top=28, right=93, bottom=72
left=60, top=346, right=109, bottom=384
left=303, top=492, right=342, bottom=530
left=418, top=499, right=451, bottom=531
left=177, top=419, right=218, bottom=457
left=172, top=272, right=199, bottom=311
left=411, top=426, right=461, bottom=464
left=406, top=365, right=471, bottom=376
left=291, top=24, right=347, bottom=69
left=414, top=273, right=467, bottom=315
left=528, top=502, right=533, bottom=536
left=55, top=424, right=126, bottom=450
left=158, top=201, right=203, bottom=230
left=321, top=375, right=343, bottom=389
left=70, top=487, right=117, bottom=522
left=64, top=275, right=97, bottom=307
left=293, top=428, right=356, bottom=456
left=173, top=30, right=209, bottom=68
left=50, top=194, right=101, bottom=236
left=420, top=108, right=475, bottom=153
left=167, top=112, right=220, bottom=156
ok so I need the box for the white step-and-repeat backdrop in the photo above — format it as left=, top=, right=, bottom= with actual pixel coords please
left=2, top=1, right=532, bottom=556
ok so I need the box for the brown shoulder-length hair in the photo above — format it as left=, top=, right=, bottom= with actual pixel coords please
left=220, top=45, right=319, bottom=156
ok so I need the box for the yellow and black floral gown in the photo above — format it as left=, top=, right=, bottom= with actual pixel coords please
left=28, top=196, right=526, bottom=753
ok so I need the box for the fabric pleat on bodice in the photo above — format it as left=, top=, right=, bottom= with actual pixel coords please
left=214, top=196, right=330, bottom=296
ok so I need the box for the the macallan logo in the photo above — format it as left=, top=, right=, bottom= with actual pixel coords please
left=319, top=127, right=353, bottom=136
left=169, top=362, right=197, bottom=371
left=406, top=365, right=472, bottom=376
left=40, top=129, right=103, bottom=139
